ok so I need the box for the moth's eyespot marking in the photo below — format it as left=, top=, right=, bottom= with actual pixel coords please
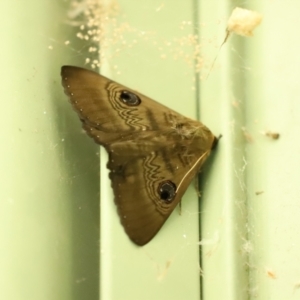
left=119, top=90, right=141, bottom=106
left=158, top=180, right=177, bottom=202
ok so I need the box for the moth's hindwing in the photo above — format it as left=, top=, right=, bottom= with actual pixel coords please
left=61, top=66, right=216, bottom=245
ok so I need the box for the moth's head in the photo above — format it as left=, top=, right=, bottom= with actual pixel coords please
left=168, top=115, right=216, bottom=152
left=171, top=118, right=210, bottom=140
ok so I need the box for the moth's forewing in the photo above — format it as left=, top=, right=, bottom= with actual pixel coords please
left=61, top=66, right=216, bottom=245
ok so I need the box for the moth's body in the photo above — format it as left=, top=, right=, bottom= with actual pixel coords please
left=61, top=66, right=216, bottom=245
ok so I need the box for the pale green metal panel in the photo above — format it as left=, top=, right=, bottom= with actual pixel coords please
left=3, top=1, right=299, bottom=300
left=200, top=1, right=300, bottom=300
left=99, top=1, right=203, bottom=300
left=0, top=1, right=99, bottom=300
left=246, top=1, right=300, bottom=299
left=198, top=2, right=248, bottom=298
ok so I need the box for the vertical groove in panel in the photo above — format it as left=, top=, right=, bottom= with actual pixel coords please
left=99, top=1, right=202, bottom=300
left=198, top=1, right=250, bottom=299
left=226, top=34, right=250, bottom=299
left=192, top=0, right=201, bottom=120
left=191, top=0, right=203, bottom=297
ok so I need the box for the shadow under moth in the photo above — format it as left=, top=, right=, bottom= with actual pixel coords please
left=61, top=66, right=217, bottom=246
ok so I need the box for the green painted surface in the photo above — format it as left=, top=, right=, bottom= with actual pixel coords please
left=99, top=1, right=202, bottom=299
left=2, top=1, right=300, bottom=300
left=0, top=1, right=99, bottom=299
left=200, top=1, right=300, bottom=300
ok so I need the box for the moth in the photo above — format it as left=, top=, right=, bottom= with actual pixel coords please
left=61, top=66, right=217, bottom=246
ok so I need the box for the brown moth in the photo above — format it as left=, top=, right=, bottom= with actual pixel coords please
left=61, top=66, right=217, bottom=246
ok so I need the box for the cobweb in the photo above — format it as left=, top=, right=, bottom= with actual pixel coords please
left=66, top=0, right=224, bottom=80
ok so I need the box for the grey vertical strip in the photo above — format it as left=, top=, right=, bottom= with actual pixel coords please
left=193, top=0, right=201, bottom=121
left=192, top=1, right=203, bottom=299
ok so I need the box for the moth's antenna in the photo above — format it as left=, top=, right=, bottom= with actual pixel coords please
left=206, top=30, right=231, bottom=80
left=176, top=151, right=208, bottom=192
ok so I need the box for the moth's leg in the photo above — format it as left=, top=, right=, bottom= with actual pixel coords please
left=212, top=134, right=222, bottom=150
left=177, top=201, right=182, bottom=216
left=194, top=177, right=202, bottom=197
